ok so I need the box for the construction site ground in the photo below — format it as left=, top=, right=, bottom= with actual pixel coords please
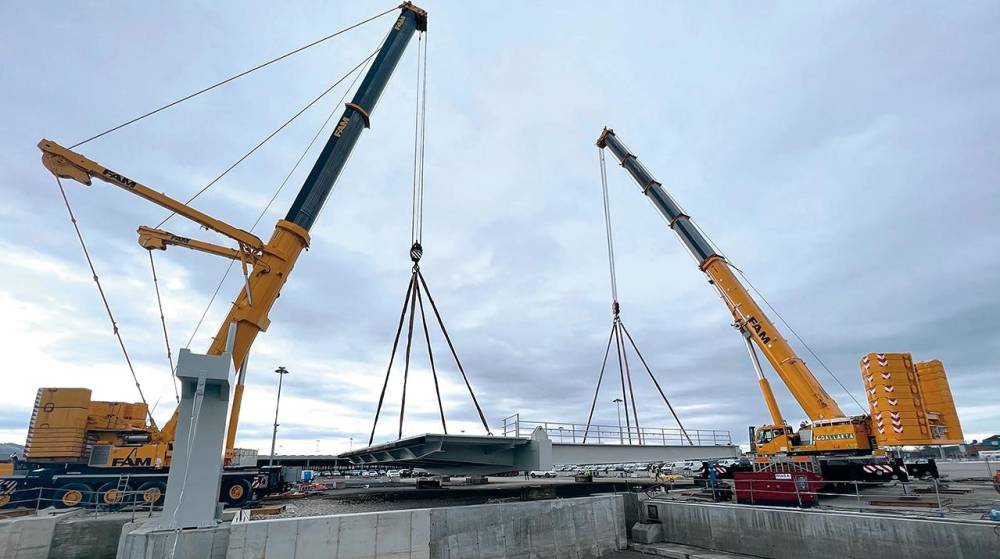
left=261, top=465, right=999, bottom=521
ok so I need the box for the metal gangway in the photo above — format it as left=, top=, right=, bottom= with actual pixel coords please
left=501, top=414, right=733, bottom=446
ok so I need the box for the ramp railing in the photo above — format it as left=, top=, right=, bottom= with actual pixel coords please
left=501, top=414, right=731, bottom=446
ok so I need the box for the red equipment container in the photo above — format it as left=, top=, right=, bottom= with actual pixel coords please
left=734, top=471, right=823, bottom=506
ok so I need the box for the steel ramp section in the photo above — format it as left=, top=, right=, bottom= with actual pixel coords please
left=338, top=432, right=546, bottom=475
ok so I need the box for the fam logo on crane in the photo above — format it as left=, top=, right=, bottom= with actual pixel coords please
left=746, top=316, right=772, bottom=346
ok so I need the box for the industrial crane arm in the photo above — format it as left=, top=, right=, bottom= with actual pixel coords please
left=596, top=128, right=846, bottom=422
left=39, top=139, right=265, bottom=252
left=39, top=2, right=427, bottom=461
left=137, top=226, right=268, bottom=270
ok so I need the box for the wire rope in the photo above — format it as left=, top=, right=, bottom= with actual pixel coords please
left=54, top=176, right=157, bottom=429
left=69, top=5, right=398, bottom=149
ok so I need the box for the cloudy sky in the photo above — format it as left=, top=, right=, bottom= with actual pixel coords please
left=2, top=2, right=997, bottom=455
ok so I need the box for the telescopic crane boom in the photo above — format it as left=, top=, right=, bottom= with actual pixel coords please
left=596, top=127, right=964, bottom=459
left=32, top=3, right=427, bottom=476
left=596, top=128, right=843, bottom=425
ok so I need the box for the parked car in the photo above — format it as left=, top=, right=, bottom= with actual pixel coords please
left=387, top=470, right=401, bottom=478
left=529, top=470, right=557, bottom=478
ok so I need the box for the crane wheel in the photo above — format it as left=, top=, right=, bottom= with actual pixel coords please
left=137, top=481, right=167, bottom=507
left=97, top=482, right=132, bottom=510
left=56, top=483, right=94, bottom=509
left=222, top=478, right=252, bottom=507
left=0, top=494, right=10, bottom=508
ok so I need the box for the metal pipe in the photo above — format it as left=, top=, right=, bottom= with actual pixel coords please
left=269, top=366, right=290, bottom=466
left=742, top=332, right=786, bottom=426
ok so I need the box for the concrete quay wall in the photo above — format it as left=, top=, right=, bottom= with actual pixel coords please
left=226, top=495, right=626, bottom=559
left=646, top=500, right=1000, bottom=559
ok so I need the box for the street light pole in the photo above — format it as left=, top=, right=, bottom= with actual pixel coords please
left=613, top=398, right=624, bottom=444
left=269, top=366, right=290, bottom=466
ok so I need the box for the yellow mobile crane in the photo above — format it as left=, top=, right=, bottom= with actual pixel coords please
left=596, top=128, right=963, bottom=482
left=1, top=4, right=426, bottom=510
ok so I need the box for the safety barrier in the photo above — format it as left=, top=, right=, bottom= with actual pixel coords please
left=648, top=476, right=995, bottom=519
left=502, top=414, right=732, bottom=446
left=0, top=486, right=163, bottom=516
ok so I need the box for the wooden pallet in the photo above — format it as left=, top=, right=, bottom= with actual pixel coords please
left=867, top=497, right=951, bottom=508
left=913, top=486, right=971, bottom=495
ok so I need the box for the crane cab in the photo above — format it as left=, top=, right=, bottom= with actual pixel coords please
left=752, top=418, right=873, bottom=456
left=752, top=424, right=795, bottom=455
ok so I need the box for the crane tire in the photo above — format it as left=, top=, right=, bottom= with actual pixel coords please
left=222, top=478, right=252, bottom=507
left=96, top=482, right=132, bottom=510
left=56, top=483, right=94, bottom=509
left=137, top=481, right=167, bottom=507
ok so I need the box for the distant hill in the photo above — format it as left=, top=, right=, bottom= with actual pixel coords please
left=0, top=442, right=24, bottom=459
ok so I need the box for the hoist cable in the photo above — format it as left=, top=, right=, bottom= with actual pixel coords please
left=734, top=267, right=866, bottom=413
left=369, top=275, right=416, bottom=446
left=599, top=149, right=619, bottom=305
left=581, top=327, right=616, bottom=443
left=55, top=177, right=157, bottom=430
left=594, top=147, right=693, bottom=444
left=157, top=47, right=382, bottom=228
left=148, top=252, right=180, bottom=404
left=183, top=47, right=375, bottom=349
left=409, top=35, right=422, bottom=245
left=416, top=270, right=492, bottom=435
left=620, top=322, right=693, bottom=444
left=613, top=323, right=632, bottom=444
left=619, top=321, right=642, bottom=444
left=398, top=272, right=420, bottom=440
left=415, top=282, right=448, bottom=434
left=409, top=32, right=428, bottom=244
left=688, top=216, right=864, bottom=414
left=68, top=5, right=398, bottom=149
left=417, top=33, right=428, bottom=242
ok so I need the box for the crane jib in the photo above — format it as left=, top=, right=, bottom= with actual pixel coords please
left=599, top=130, right=718, bottom=266
left=285, top=6, right=424, bottom=231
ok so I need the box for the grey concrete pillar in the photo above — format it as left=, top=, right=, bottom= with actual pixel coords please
left=160, top=325, right=236, bottom=530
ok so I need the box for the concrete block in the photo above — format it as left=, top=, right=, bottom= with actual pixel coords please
left=570, top=498, right=598, bottom=558
left=0, top=515, right=57, bottom=559
left=498, top=505, right=530, bottom=559
left=612, top=495, right=627, bottom=550
left=51, top=514, right=133, bottom=559
left=409, top=509, right=431, bottom=559
left=338, top=513, right=378, bottom=559
left=649, top=500, right=1000, bottom=559
left=294, top=515, right=341, bottom=559
left=527, top=501, right=557, bottom=559
left=117, top=523, right=229, bottom=559
left=374, top=510, right=412, bottom=559
left=262, top=517, right=298, bottom=558
left=225, top=522, right=247, bottom=558
left=631, top=522, right=664, bottom=544
left=550, top=500, right=578, bottom=559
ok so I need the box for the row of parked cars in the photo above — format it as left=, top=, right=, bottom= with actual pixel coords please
left=550, top=458, right=745, bottom=476
left=316, top=468, right=433, bottom=478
